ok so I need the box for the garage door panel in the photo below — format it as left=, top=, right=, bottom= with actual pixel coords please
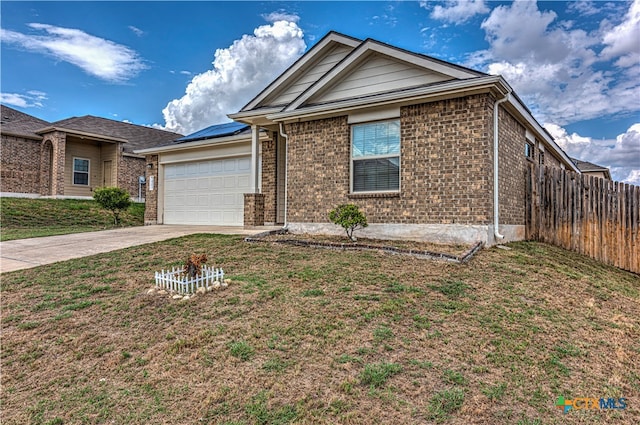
left=164, top=156, right=249, bottom=226
left=237, top=175, right=250, bottom=189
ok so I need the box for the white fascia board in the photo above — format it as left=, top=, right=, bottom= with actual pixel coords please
left=506, top=93, right=579, bottom=173
left=269, top=76, right=508, bottom=121
left=227, top=107, right=284, bottom=125
left=133, top=132, right=268, bottom=155
left=283, top=39, right=484, bottom=113
left=239, top=33, right=361, bottom=112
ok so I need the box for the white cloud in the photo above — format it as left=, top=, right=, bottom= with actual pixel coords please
left=262, top=11, right=300, bottom=23
left=128, top=25, right=144, bottom=37
left=0, top=23, right=146, bottom=83
left=567, top=1, right=601, bottom=17
left=160, top=17, right=306, bottom=134
left=546, top=123, right=640, bottom=185
left=471, top=1, right=640, bottom=126
left=0, top=90, right=47, bottom=108
left=600, top=0, right=640, bottom=67
left=426, top=0, right=489, bottom=24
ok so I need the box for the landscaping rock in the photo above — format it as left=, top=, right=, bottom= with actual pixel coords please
left=196, top=287, right=206, bottom=295
left=146, top=288, right=157, bottom=295
left=158, top=290, right=168, bottom=295
left=172, top=294, right=183, bottom=300
left=213, top=281, right=221, bottom=290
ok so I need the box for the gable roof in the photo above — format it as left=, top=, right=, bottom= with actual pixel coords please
left=229, top=30, right=578, bottom=172
left=231, top=31, right=486, bottom=123
left=0, top=104, right=50, bottom=140
left=239, top=31, right=362, bottom=114
left=38, top=116, right=182, bottom=152
left=572, top=158, right=612, bottom=179
left=283, top=37, right=485, bottom=113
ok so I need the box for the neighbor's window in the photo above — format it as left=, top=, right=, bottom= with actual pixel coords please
left=525, top=141, right=534, bottom=159
left=539, top=151, right=545, bottom=165
left=351, top=120, right=400, bottom=192
left=73, top=158, right=90, bottom=185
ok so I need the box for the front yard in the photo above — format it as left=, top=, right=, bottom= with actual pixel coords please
left=1, top=235, right=638, bottom=424
left=0, top=197, right=144, bottom=241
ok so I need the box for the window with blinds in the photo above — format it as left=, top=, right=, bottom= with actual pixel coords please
left=351, top=120, right=400, bottom=192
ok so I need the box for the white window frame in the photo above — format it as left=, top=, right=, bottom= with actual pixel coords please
left=350, top=119, right=401, bottom=194
left=525, top=141, right=534, bottom=159
left=73, top=157, right=90, bottom=186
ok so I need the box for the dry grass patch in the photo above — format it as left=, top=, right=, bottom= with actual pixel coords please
left=1, top=235, right=638, bottom=424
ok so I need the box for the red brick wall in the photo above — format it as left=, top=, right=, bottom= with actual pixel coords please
left=119, top=155, right=146, bottom=200
left=496, top=106, right=527, bottom=225
left=144, top=155, right=158, bottom=224
left=261, top=137, right=277, bottom=224
left=285, top=94, right=495, bottom=226
left=0, top=135, right=41, bottom=193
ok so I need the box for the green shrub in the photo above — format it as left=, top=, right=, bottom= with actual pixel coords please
left=328, top=204, right=368, bottom=241
left=93, top=187, right=131, bottom=225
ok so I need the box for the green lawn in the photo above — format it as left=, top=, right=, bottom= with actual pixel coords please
left=0, top=197, right=144, bottom=241
left=1, top=236, right=638, bottom=424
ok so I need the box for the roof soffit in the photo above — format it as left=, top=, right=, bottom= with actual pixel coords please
left=283, top=39, right=485, bottom=113
left=239, top=32, right=361, bottom=112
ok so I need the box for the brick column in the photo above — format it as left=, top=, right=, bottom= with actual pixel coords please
left=144, top=155, right=159, bottom=225
left=261, top=138, right=277, bottom=224
left=43, top=131, right=66, bottom=196
left=244, top=193, right=265, bottom=226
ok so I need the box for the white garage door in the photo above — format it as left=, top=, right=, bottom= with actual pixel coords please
left=164, top=156, right=250, bottom=225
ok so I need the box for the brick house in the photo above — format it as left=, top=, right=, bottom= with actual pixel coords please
left=1, top=105, right=182, bottom=199
left=140, top=32, right=579, bottom=245
left=572, top=158, right=611, bottom=180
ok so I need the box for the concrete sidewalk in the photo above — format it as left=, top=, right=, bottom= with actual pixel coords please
left=0, top=225, right=277, bottom=274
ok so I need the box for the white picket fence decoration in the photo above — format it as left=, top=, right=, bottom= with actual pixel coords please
left=155, top=265, right=224, bottom=295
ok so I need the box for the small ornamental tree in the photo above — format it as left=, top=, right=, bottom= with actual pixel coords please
left=329, top=204, right=368, bottom=242
left=93, top=187, right=131, bottom=225
left=184, top=253, right=208, bottom=278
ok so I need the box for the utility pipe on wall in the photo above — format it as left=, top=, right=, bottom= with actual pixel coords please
left=279, top=122, right=289, bottom=228
left=493, top=94, right=509, bottom=242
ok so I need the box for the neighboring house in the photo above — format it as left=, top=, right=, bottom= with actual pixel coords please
left=0, top=105, right=182, bottom=199
left=140, top=31, right=580, bottom=245
left=572, top=158, right=612, bottom=180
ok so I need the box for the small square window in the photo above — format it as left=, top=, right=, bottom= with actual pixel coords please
left=73, top=158, right=90, bottom=186
left=525, top=142, right=534, bottom=159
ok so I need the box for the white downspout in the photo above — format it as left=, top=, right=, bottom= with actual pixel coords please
left=493, top=94, right=509, bottom=242
left=279, top=123, right=289, bottom=228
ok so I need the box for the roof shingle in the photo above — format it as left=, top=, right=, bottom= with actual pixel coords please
left=47, top=115, right=182, bottom=152
left=0, top=105, right=50, bottom=139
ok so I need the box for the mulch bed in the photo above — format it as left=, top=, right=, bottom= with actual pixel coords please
left=245, top=229, right=484, bottom=263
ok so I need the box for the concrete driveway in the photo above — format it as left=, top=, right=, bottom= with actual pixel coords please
left=0, top=225, right=277, bottom=274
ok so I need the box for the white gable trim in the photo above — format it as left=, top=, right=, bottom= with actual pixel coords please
left=239, top=32, right=361, bottom=112
left=268, top=75, right=508, bottom=121
left=283, top=39, right=484, bottom=113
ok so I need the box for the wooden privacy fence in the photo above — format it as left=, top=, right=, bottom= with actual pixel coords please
left=525, top=163, right=640, bottom=274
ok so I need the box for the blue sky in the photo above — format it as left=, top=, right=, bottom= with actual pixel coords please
left=1, top=1, right=639, bottom=183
